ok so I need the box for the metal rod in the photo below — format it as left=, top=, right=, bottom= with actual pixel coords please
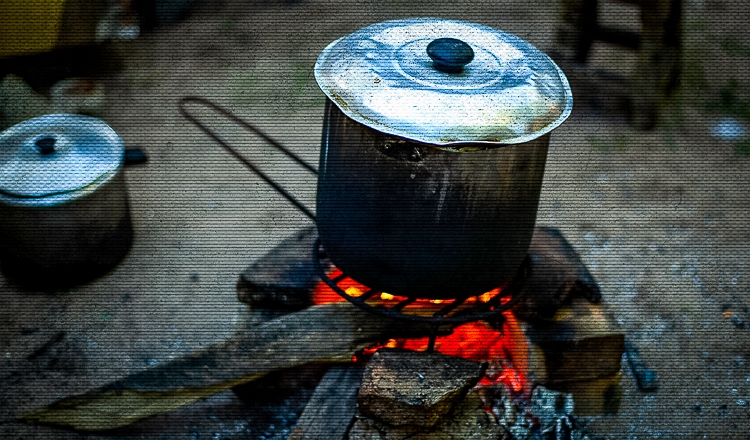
left=357, top=289, right=379, bottom=301
left=331, top=272, right=348, bottom=284
left=433, top=297, right=466, bottom=318
left=179, top=97, right=318, bottom=174
left=178, top=96, right=317, bottom=222
left=426, top=326, right=439, bottom=352
left=392, top=298, right=416, bottom=311
left=312, top=238, right=527, bottom=325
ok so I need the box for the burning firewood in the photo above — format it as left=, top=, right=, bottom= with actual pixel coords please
left=237, top=225, right=627, bottom=438
left=357, top=349, right=487, bottom=428
left=238, top=226, right=605, bottom=323
left=18, top=302, right=441, bottom=431
left=238, top=225, right=627, bottom=413
left=348, top=349, right=507, bottom=440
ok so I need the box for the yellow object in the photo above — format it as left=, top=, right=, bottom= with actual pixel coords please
left=0, top=0, right=67, bottom=58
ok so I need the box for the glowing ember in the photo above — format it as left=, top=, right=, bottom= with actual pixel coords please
left=313, top=270, right=530, bottom=396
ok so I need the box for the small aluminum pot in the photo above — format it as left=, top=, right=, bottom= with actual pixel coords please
left=314, top=19, right=573, bottom=299
left=0, top=114, right=133, bottom=287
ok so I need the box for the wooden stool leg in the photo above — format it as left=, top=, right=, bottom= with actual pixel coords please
left=630, top=0, right=682, bottom=129
left=557, top=0, right=599, bottom=63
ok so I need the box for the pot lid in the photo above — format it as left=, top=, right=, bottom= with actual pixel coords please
left=0, top=114, right=124, bottom=198
left=314, top=18, right=573, bottom=146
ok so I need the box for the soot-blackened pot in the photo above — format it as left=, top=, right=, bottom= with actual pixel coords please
left=314, top=18, right=573, bottom=299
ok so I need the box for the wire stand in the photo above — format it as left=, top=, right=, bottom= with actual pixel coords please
left=314, top=239, right=528, bottom=349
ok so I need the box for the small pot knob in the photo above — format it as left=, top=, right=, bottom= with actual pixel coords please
left=426, top=38, right=474, bottom=73
left=34, top=137, right=56, bottom=155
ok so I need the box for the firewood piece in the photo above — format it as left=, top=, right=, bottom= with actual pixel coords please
left=513, top=226, right=602, bottom=323
left=552, top=372, right=623, bottom=416
left=288, top=364, right=364, bottom=440
left=524, top=298, right=625, bottom=386
left=357, top=349, right=486, bottom=429
left=19, top=303, right=440, bottom=432
left=237, top=226, right=325, bottom=310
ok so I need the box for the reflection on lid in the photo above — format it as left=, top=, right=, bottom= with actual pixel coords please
left=0, top=114, right=124, bottom=198
left=315, top=18, right=573, bottom=146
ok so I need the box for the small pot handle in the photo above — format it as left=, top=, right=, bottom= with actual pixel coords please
left=124, top=148, right=148, bottom=166
left=178, top=96, right=317, bottom=222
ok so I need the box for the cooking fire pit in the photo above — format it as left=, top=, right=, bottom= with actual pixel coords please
left=175, top=16, right=628, bottom=433
left=237, top=225, right=628, bottom=440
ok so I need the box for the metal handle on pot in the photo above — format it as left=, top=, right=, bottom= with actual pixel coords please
left=178, top=96, right=318, bottom=222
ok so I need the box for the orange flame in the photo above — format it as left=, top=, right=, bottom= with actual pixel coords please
left=313, top=270, right=530, bottom=396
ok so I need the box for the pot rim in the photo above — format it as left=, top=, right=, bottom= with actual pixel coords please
left=0, top=114, right=125, bottom=199
left=0, top=169, right=120, bottom=207
left=314, top=17, right=573, bottom=147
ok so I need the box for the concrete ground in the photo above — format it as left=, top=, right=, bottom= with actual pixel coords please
left=1, top=0, right=750, bottom=438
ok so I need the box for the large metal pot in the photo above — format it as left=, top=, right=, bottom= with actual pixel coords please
left=0, top=114, right=133, bottom=287
left=314, top=19, right=572, bottom=299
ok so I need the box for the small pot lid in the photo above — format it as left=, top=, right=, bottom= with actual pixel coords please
left=314, top=18, right=573, bottom=146
left=0, top=114, right=124, bottom=198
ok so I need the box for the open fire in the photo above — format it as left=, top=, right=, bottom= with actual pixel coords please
left=313, top=268, right=531, bottom=396
left=233, top=226, right=626, bottom=439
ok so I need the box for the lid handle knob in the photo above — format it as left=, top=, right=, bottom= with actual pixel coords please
left=426, top=38, right=474, bottom=74
left=34, top=137, right=56, bottom=155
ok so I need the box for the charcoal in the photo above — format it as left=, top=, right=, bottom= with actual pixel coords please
left=554, top=416, right=573, bottom=440
left=521, top=386, right=604, bottom=440
left=350, top=370, right=599, bottom=440
left=357, top=349, right=486, bottom=428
